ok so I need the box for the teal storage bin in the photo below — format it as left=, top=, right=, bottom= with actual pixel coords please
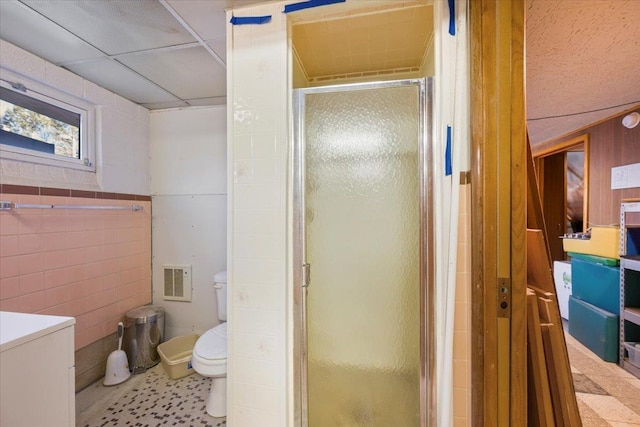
left=568, top=296, right=619, bottom=362
left=571, top=257, right=620, bottom=315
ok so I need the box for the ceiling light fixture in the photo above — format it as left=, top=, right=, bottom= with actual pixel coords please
left=622, top=112, right=640, bottom=129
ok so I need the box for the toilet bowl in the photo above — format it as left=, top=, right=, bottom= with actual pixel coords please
left=192, top=271, right=227, bottom=418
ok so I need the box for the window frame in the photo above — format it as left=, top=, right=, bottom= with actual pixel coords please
left=0, top=68, right=96, bottom=172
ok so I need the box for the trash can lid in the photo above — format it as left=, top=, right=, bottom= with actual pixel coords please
left=126, top=305, right=165, bottom=324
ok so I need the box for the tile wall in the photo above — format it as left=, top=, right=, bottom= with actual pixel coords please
left=227, top=2, right=289, bottom=425
left=453, top=182, right=472, bottom=426
left=228, top=2, right=472, bottom=426
left=227, top=2, right=471, bottom=425
left=0, top=186, right=151, bottom=360
left=0, top=39, right=151, bottom=195
left=149, top=107, right=228, bottom=340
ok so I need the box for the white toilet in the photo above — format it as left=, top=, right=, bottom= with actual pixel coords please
left=192, top=271, right=227, bottom=417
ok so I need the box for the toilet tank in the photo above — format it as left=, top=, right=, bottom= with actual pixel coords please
left=214, top=271, right=227, bottom=321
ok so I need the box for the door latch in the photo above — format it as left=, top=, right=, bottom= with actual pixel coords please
left=302, top=263, right=311, bottom=287
left=497, top=277, right=511, bottom=318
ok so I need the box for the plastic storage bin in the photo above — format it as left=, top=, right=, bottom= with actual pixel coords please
left=624, top=342, right=640, bottom=368
left=568, top=296, right=619, bottom=362
left=158, top=334, right=199, bottom=379
left=123, top=305, right=165, bottom=374
left=562, top=226, right=620, bottom=259
left=571, top=257, right=620, bottom=315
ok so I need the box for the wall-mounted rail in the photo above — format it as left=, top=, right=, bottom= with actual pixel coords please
left=0, top=201, right=144, bottom=211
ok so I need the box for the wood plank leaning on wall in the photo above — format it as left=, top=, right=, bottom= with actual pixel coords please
left=470, top=0, right=527, bottom=425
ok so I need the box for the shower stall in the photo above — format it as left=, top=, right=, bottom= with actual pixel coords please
left=293, top=78, right=434, bottom=426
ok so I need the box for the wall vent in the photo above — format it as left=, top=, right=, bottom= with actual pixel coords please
left=163, top=265, right=192, bottom=302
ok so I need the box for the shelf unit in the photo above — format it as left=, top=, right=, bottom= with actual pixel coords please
left=619, top=200, right=640, bottom=378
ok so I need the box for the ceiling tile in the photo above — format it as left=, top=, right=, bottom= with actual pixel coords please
left=142, top=100, right=190, bottom=110
left=118, top=46, right=226, bottom=100
left=187, top=96, right=227, bottom=107
left=165, top=0, right=266, bottom=40
left=206, top=39, right=226, bottom=64
left=20, top=0, right=196, bottom=55
left=65, top=58, right=178, bottom=104
left=0, top=1, right=104, bottom=64
left=165, top=0, right=227, bottom=41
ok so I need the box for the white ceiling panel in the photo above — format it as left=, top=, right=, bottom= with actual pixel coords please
left=186, top=96, right=227, bottom=107
left=206, top=39, right=227, bottom=64
left=20, top=0, right=196, bottom=55
left=165, top=0, right=267, bottom=40
left=65, top=58, right=178, bottom=104
left=166, top=0, right=228, bottom=41
left=142, top=100, right=190, bottom=110
left=118, top=46, right=226, bottom=100
left=0, top=0, right=104, bottom=64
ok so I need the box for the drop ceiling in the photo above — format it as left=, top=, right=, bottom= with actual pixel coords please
left=0, top=0, right=263, bottom=109
left=0, top=0, right=638, bottom=146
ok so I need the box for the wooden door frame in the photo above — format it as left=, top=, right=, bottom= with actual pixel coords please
left=470, top=0, right=527, bottom=425
left=534, top=134, right=590, bottom=235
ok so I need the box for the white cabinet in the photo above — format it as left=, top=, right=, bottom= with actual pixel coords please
left=0, top=311, right=75, bottom=427
left=553, top=260, right=572, bottom=320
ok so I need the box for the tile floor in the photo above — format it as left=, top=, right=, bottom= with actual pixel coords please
left=76, top=363, right=225, bottom=427
left=566, top=332, right=640, bottom=426
left=76, top=334, right=640, bottom=426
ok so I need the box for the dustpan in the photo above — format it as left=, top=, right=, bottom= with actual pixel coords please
left=104, top=322, right=131, bottom=386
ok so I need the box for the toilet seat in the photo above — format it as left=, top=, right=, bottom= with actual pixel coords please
left=194, top=323, right=226, bottom=361
left=192, top=323, right=227, bottom=377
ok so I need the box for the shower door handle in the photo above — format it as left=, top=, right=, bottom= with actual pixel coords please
left=302, top=263, right=311, bottom=287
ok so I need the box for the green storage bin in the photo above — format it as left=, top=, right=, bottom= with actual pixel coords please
left=568, top=252, right=619, bottom=266
left=568, top=296, right=619, bottom=362
left=571, top=258, right=620, bottom=315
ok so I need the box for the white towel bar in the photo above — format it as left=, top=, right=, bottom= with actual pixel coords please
left=0, top=201, right=143, bottom=211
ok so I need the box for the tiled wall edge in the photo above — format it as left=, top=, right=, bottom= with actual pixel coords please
left=0, top=184, right=151, bottom=202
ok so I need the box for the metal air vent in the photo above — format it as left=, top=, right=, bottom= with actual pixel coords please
left=163, top=265, right=192, bottom=302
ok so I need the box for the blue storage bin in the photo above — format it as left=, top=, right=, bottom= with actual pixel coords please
left=568, top=296, right=619, bottom=363
left=571, top=257, right=620, bottom=315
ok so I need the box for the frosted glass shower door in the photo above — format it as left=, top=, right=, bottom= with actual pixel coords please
left=300, top=81, right=423, bottom=426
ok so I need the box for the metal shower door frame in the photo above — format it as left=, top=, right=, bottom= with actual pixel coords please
left=292, top=78, right=434, bottom=427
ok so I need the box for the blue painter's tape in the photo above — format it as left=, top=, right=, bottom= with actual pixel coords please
left=448, top=0, right=456, bottom=35
left=230, top=15, right=272, bottom=25
left=283, top=0, right=346, bottom=14
left=445, top=126, right=452, bottom=176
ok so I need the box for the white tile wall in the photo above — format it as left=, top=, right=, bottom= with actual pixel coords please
left=150, top=107, right=227, bottom=195
left=150, top=194, right=227, bottom=338
left=0, top=39, right=151, bottom=194
left=149, top=107, right=228, bottom=338
left=227, top=2, right=289, bottom=426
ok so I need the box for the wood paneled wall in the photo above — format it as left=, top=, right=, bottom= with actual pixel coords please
left=534, top=108, right=640, bottom=227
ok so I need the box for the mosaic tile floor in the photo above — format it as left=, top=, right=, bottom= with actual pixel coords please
left=77, top=332, right=640, bottom=426
left=76, top=364, right=224, bottom=427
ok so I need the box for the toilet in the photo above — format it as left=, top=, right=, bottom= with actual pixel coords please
left=192, top=270, right=227, bottom=418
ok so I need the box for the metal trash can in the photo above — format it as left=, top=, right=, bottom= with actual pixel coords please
left=123, top=305, right=165, bottom=374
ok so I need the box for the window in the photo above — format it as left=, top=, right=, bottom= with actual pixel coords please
left=0, top=70, right=95, bottom=171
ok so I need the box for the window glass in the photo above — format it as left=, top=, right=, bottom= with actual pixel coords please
left=1, top=88, right=80, bottom=159
left=0, top=72, right=95, bottom=172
